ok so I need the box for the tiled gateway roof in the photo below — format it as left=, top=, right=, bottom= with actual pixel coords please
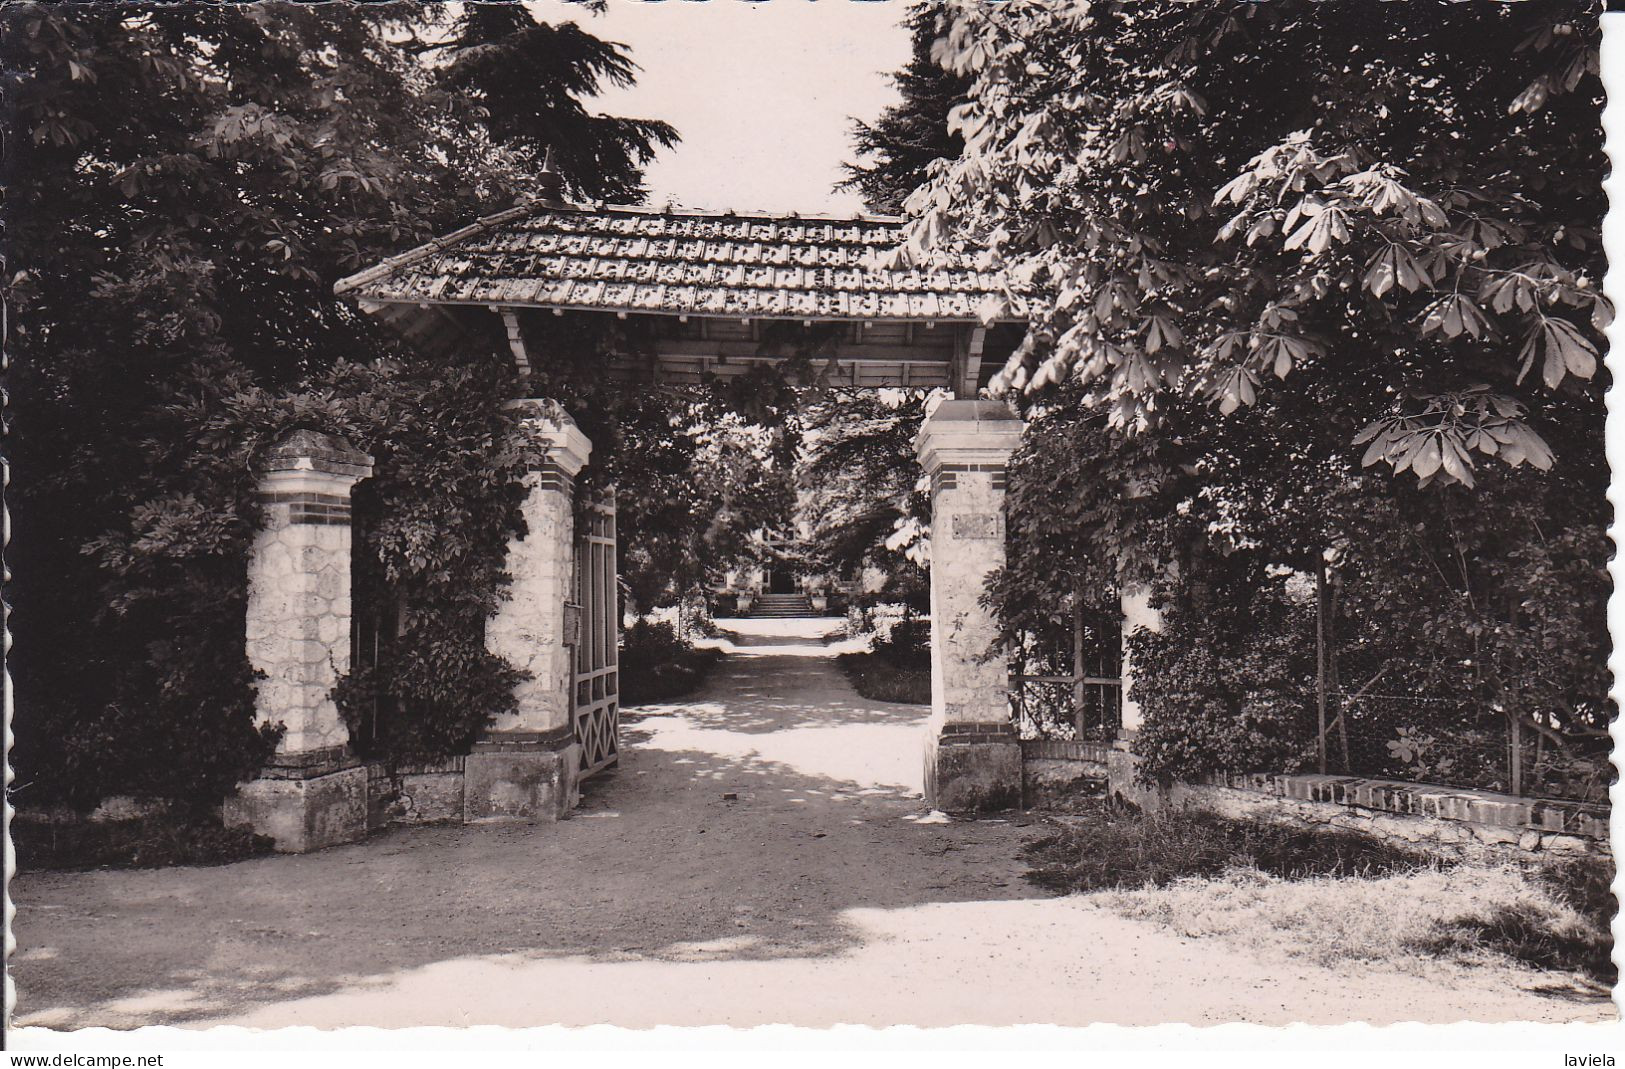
left=335, top=202, right=1026, bottom=323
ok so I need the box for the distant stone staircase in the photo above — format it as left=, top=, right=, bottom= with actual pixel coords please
left=748, top=593, right=818, bottom=618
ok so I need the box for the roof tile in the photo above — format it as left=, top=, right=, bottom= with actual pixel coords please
left=337, top=204, right=1024, bottom=323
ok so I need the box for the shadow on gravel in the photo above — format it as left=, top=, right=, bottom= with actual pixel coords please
left=11, top=640, right=1035, bottom=1030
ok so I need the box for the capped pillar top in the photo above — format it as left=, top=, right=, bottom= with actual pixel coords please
left=924, top=398, right=1020, bottom=424
left=915, top=398, right=1025, bottom=474
left=506, top=397, right=593, bottom=477
left=263, top=428, right=374, bottom=479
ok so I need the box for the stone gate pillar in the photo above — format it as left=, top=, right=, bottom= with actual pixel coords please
left=1118, top=583, right=1163, bottom=736
left=915, top=400, right=1026, bottom=812
left=1107, top=580, right=1168, bottom=810
left=224, top=429, right=373, bottom=852
left=465, top=400, right=590, bottom=823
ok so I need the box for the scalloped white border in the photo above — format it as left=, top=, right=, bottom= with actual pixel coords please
left=3, top=0, right=1622, bottom=1061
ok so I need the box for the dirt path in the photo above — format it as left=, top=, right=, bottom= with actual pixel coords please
left=10, top=618, right=1609, bottom=1030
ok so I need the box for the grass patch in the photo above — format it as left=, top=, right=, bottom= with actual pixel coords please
left=1028, top=805, right=1615, bottom=985
left=13, top=813, right=276, bottom=872
left=1022, top=805, right=1436, bottom=893
left=620, top=618, right=725, bottom=705
left=1411, top=857, right=1617, bottom=984
left=1105, top=866, right=1516, bottom=970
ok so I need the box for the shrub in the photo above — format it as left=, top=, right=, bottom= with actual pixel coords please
left=875, top=617, right=932, bottom=669
left=837, top=653, right=932, bottom=705
left=333, top=631, right=527, bottom=767
left=620, top=619, right=724, bottom=705
left=1129, top=585, right=1316, bottom=785
left=836, top=617, right=933, bottom=704
left=13, top=815, right=276, bottom=872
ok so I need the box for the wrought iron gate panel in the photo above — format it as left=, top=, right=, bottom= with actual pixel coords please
left=1010, top=602, right=1122, bottom=741
left=573, top=494, right=619, bottom=777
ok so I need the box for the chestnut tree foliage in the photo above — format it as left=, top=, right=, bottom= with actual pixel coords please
left=899, top=0, right=1605, bottom=487
left=5, top=2, right=676, bottom=807
left=898, top=1, right=1609, bottom=791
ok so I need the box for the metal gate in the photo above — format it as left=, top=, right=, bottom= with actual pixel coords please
left=573, top=493, right=620, bottom=777
left=1010, top=601, right=1122, bottom=741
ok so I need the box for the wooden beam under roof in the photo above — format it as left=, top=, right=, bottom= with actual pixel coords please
left=618, top=356, right=953, bottom=389
left=950, top=325, right=988, bottom=399
left=501, top=309, right=532, bottom=385
left=647, top=337, right=954, bottom=364
left=633, top=352, right=952, bottom=371
left=353, top=301, right=1016, bottom=391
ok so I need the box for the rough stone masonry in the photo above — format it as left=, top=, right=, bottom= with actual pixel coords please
left=915, top=399, right=1026, bottom=813
left=224, top=429, right=374, bottom=853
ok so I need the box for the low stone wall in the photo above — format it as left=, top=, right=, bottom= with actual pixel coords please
left=1019, top=739, right=1108, bottom=809
left=1178, top=772, right=1609, bottom=860
left=23, top=754, right=558, bottom=854
left=1023, top=740, right=1609, bottom=860
left=365, top=758, right=468, bottom=831
left=363, top=749, right=579, bottom=831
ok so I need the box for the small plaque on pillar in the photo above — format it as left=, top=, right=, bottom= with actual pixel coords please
left=951, top=513, right=1004, bottom=540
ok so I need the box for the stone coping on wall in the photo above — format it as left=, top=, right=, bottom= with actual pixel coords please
left=470, top=726, right=577, bottom=753
left=1018, top=740, right=1610, bottom=853
left=365, top=756, right=467, bottom=779
left=1210, top=771, right=1609, bottom=841
left=1019, top=738, right=1112, bottom=765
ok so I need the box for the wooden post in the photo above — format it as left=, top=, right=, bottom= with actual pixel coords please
left=1329, top=566, right=1350, bottom=771
left=1509, top=714, right=1524, bottom=796
left=1072, top=597, right=1087, bottom=737
left=1315, top=555, right=1329, bottom=775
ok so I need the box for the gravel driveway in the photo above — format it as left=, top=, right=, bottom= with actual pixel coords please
left=9, top=618, right=1608, bottom=1031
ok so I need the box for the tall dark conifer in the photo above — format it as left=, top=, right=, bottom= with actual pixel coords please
left=840, top=2, right=969, bottom=214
